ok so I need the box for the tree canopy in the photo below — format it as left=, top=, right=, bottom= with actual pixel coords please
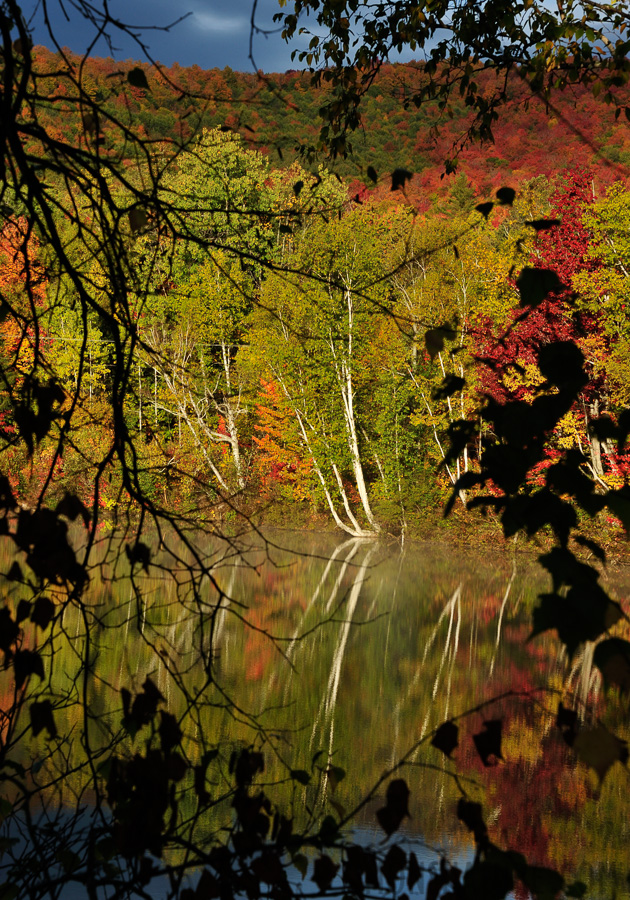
left=275, top=0, right=630, bottom=158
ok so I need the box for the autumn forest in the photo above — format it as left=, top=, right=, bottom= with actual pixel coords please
left=4, top=48, right=630, bottom=541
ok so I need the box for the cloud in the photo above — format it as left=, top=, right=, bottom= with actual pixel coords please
left=193, top=9, right=249, bottom=34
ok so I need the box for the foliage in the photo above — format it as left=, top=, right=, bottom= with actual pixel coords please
left=1, top=3, right=630, bottom=899
left=275, top=0, right=630, bottom=160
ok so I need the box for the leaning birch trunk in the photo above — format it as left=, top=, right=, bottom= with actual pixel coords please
left=273, top=369, right=373, bottom=537
left=217, top=342, right=245, bottom=489
left=333, top=286, right=380, bottom=533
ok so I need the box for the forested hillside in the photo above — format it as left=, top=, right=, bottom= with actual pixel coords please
left=5, top=100, right=630, bottom=537
left=31, top=46, right=630, bottom=200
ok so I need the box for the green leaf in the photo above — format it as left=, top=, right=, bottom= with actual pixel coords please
left=127, top=67, right=149, bottom=90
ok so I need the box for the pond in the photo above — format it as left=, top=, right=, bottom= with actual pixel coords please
left=3, top=529, right=630, bottom=898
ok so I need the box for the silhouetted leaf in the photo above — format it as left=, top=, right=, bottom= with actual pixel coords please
left=293, top=854, right=308, bottom=879
left=30, top=596, right=55, bottom=630
left=159, top=711, right=182, bottom=752
left=313, top=855, right=339, bottom=891
left=13, top=650, right=44, bottom=688
left=15, top=600, right=31, bottom=623
left=129, top=677, right=164, bottom=728
left=556, top=702, right=578, bottom=747
left=531, top=589, right=622, bottom=658
left=425, top=325, right=456, bottom=360
left=464, top=860, right=513, bottom=900
left=293, top=180, right=304, bottom=197
left=30, top=700, right=57, bottom=739
left=475, top=201, right=494, bottom=219
left=407, top=852, right=422, bottom=890
left=128, top=208, right=148, bottom=234
left=573, top=535, right=606, bottom=562
left=537, top=342, right=586, bottom=391
left=473, top=719, right=503, bottom=766
left=55, top=849, right=80, bottom=873
left=125, top=541, right=151, bottom=572
left=318, top=815, right=338, bottom=843
left=457, top=798, right=488, bottom=848
left=196, top=868, right=220, bottom=899
left=7, top=563, right=22, bottom=582
left=127, top=67, right=149, bottom=90
left=367, top=166, right=378, bottom=183
left=230, top=748, right=264, bottom=787
left=594, top=639, right=630, bottom=693
left=526, top=218, right=562, bottom=231
left=496, top=186, right=516, bottom=205
left=326, top=765, right=345, bottom=791
left=433, top=375, right=465, bottom=400
left=252, top=850, right=286, bottom=885
left=516, top=267, right=567, bottom=307
left=290, top=768, right=310, bottom=785
left=0, top=475, right=16, bottom=511
left=56, top=492, right=91, bottom=527
left=566, top=881, right=587, bottom=898
left=376, top=778, right=410, bottom=836
left=605, top=487, right=630, bottom=531
left=431, top=720, right=458, bottom=758
left=391, top=168, right=412, bottom=191
left=521, top=865, right=564, bottom=899
left=574, top=724, right=628, bottom=784
left=381, top=845, right=406, bottom=890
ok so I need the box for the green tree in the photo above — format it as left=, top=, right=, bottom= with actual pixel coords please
left=248, top=203, right=411, bottom=535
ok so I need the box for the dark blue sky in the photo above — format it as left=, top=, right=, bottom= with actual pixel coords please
left=25, top=0, right=306, bottom=73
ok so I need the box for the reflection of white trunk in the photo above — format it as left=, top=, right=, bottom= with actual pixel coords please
left=489, top=561, right=517, bottom=676
left=211, top=561, right=238, bottom=658
left=322, top=544, right=377, bottom=792
left=281, top=539, right=359, bottom=704
left=569, top=641, right=600, bottom=717
left=308, top=545, right=377, bottom=759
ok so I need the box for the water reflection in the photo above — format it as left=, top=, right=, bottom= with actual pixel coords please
left=8, top=530, right=630, bottom=897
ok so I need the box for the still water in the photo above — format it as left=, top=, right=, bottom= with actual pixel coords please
left=8, top=529, right=630, bottom=898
